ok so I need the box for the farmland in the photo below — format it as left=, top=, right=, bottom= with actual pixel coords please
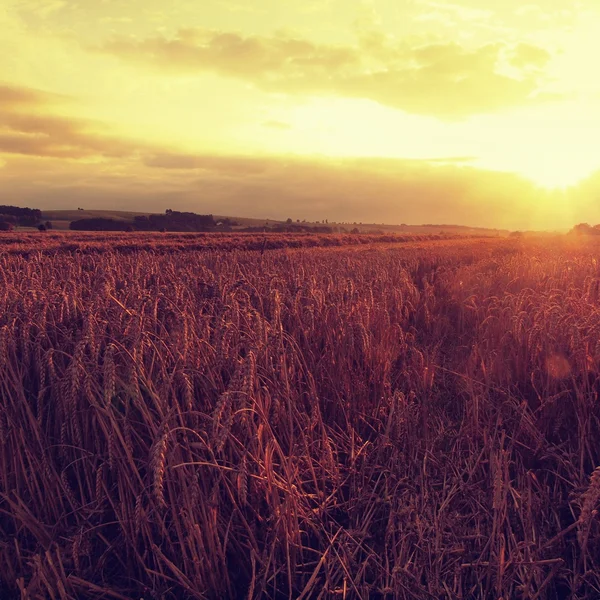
left=1, top=233, right=600, bottom=598
left=0, top=231, right=456, bottom=257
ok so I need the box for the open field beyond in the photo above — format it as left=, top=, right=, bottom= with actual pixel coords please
left=2, top=235, right=600, bottom=598
left=0, top=231, right=459, bottom=257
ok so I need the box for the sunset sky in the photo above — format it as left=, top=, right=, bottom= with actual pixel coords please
left=1, top=0, right=600, bottom=229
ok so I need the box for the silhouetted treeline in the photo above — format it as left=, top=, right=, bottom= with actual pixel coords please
left=67, top=211, right=373, bottom=234
left=133, top=211, right=216, bottom=232
left=569, top=223, right=600, bottom=236
left=69, top=211, right=219, bottom=232
left=0, top=205, right=42, bottom=227
left=69, top=218, right=132, bottom=232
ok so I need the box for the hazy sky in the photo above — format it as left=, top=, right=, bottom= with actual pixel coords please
left=1, top=0, right=600, bottom=229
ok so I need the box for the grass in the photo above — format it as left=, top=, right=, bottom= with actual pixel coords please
left=1, top=233, right=600, bottom=598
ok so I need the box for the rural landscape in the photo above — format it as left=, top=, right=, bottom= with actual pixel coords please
left=4, top=0, right=600, bottom=597
left=2, top=215, right=600, bottom=598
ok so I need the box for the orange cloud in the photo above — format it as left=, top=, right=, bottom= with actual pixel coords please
left=143, top=152, right=477, bottom=173
left=143, top=153, right=270, bottom=174
left=0, top=84, right=147, bottom=160
left=99, top=28, right=557, bottom=119
left=0, top=83, right=61, bottom=109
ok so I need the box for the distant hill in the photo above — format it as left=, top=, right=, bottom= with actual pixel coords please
left=43, top=210, right=281, bottom=231
left=42, top=209, right=509, bottom=236
left=43, top=210, right=152, bottom=229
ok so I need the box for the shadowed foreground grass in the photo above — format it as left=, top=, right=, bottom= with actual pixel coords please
left=1, top=236, right=600, bottom=598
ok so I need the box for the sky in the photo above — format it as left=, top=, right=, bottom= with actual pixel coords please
left=1, top=0, right=600, bottom=229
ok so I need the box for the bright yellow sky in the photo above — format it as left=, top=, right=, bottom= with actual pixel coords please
left=1, top=0, right=600, bottom=229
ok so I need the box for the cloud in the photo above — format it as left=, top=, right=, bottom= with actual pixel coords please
left=98, top=28, right=557, bottom=119
left=143, top=152, right=270, bottom=174
left=0, top=83, right=147, bottom=160
left=0, top=83, right=61, bottom=108
left=510, top=43, right=551, bottom=69
left=144, top=151, right=477, bottom=173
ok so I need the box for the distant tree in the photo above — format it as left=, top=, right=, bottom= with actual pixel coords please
left=0, top=221, right=14, bottom=231
left=218, top=218, right=238, bottom=227
left=37, top=224, right=47, bottom=232
left=44, top=221, right=53, bottom=230
left=70, top=218, right=131, bottom=232
left=0, top=205, right=42, bottom=226
left=148, top=211, right=215, bottom=232
left=286, top=218, right=293, bottom=224
left=569, top=223, right=600, bottom=236
left=351, top=227, right=360, bottom=234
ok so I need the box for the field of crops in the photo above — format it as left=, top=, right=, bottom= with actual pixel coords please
left=0, top=231, right=454, bottom=257
left=2, top=234, right=600, bottom=599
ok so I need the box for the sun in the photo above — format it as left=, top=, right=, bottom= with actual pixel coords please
left=470, top=123, right=600, bottom=190
left=253, top=97, right=600, bottom=192
left=507, top=157, right=596, bottom=190
left=468, top=100, right=600, bottom=190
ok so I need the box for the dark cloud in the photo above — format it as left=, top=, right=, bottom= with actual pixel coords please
left=99, top=28, right=557, bottom=118
left=0, top=114, right=141, bottom=159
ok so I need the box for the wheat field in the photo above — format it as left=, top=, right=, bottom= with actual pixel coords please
left=1, top=234, right=600, bottom=599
